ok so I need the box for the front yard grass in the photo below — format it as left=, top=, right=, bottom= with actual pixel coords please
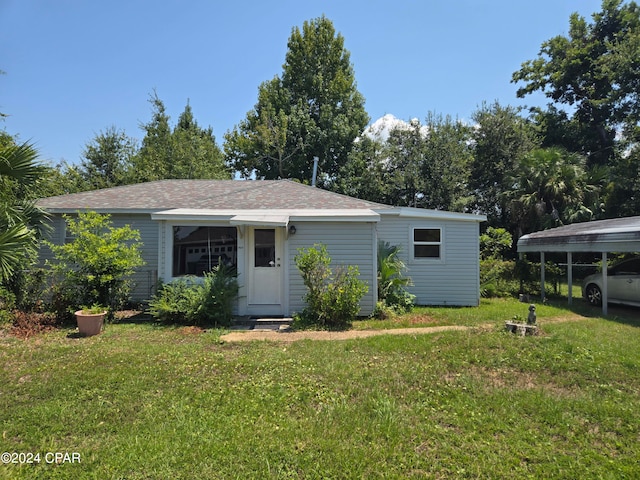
left=1, top=299, right=639, bottom=478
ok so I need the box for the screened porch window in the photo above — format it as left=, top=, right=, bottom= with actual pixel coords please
left=172, top=226, right=237, bottom=277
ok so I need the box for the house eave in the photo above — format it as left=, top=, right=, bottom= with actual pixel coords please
left=151, top=208, right=381, bottom=223
left=375, top=207, right=486, bottom=223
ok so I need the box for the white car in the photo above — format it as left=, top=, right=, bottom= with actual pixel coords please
left=582, top=258, right=640, bottom=307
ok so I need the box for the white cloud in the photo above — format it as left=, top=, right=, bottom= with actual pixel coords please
left=362, top=114, right=429, bottom=142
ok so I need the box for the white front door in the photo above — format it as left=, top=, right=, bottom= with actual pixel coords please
left=248, top=227, right=284, bottom=315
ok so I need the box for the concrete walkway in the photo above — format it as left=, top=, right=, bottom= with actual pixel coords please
left=219, top=313, right=589, bottom=343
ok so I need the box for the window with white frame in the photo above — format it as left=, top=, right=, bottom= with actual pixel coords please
left=412, top=227, right=441, bottom=259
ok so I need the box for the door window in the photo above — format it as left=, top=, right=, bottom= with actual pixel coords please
left=254, top=229, right=276, bottom=267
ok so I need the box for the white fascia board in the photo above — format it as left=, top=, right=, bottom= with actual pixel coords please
left=230, top=214, right=290, bottom=227
left=151, top=208, right=380, bottom=223
left=375, top=207, right=486, bottom=223
left=289, top=209, right=380, bottom=222
left=151, top=209, right=236, bottom=221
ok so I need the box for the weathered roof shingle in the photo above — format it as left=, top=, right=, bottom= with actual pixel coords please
left=37, top=179, right=389, bottom=212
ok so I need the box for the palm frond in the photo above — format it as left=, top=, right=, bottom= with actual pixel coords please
left=0, top=224, right=36, bottom=282
left=0, top=141, right=45, bottom=185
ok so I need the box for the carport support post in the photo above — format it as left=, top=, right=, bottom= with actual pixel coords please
left=540, top=252, right=546, bottom=302
left=602, top=252, right=608, bottom=316
left=567, top=252, right=573, bottom=305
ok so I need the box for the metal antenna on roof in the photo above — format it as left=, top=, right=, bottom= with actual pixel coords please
left=311, top=156, right=319, bottom=187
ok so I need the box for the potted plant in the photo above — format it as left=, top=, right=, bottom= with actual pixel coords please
left=75, top=304, right=107, bottom=337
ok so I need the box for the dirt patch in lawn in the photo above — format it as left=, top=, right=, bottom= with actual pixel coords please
left=220, top=325, right=469, bottom=343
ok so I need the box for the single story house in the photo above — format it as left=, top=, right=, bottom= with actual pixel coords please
left=38, top=180, right=486, bottom=316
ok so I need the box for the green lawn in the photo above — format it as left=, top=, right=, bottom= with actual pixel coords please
left=1, top=299, right=639, bottom=479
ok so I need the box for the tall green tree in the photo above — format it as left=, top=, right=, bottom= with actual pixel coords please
left=170, top=101, right=229, bottom=179
left=225, top=16, right=368, bottom=184
left=333, top=136, right=389, bottom=203
left=385, top=115, right=472, bottom=211
left=132, top=93, right=229, bottom=182
left=469, top=102, right=539, bottom=227
left=512, top=0, right=640, bottom=168
left=385, top=120, right=426, bottom=208
left=79, top=126, right=137, bottom=189
left=420, top=113, right=473, bottom=212
left=37, top=161, right=87, bottom=197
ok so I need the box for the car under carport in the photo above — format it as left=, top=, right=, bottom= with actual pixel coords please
left=517, top=216, right=640, bottom=315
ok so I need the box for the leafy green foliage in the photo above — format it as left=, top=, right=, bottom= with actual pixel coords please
left=4, top=267, right=48, bottom=312
left=342, top=114, right=473, bottom=211
left=333, top=136, right=389, bottom=202
left=506, top=147, right=604, bottom=233
left=79, top=126, right=137, bottom=189
left=510, top=1, right=640, bottom=220
left=149, top=265, right=239, bottom=327
left=148, top=278, right=202, bottom=324
left=45, top=211, right=144, bottom=319
left=469, top=102, right=540, bottom=227
left=294, top=244, right=368, bottom=329
left=480, top=259, right=518, bottom=298
left=376, top=241, right=414, bottom=315
left=512, top=0, right=640, bottom=168
left=479, top=227, right=513, bottom=260
left=0, top=284, right=15, bottom=325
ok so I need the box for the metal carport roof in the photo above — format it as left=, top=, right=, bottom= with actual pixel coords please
left=517, top=216, right=640, bottom=314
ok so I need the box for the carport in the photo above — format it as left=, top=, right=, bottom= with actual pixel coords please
left=517, top=216, right=640, bottom=315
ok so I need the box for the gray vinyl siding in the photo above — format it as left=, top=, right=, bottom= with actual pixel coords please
left=109, top=214, right=159, bottom=302
left=376, top=215, right=481, bottom=306
left=286, top=221, right=377, bottom=316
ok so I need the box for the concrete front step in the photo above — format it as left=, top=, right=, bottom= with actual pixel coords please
left=230, top=317, right=293, bottom=331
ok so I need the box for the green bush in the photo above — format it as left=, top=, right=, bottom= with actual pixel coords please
left=480, top=259, right=518, bottom=298
left=481, top=257, right=566, bottom=299
left=480, top=227, right=513, bottom=260
left=198, top=265, right=239, bottom=325
left=45, top=211, right=144, bottom=321
left=148, top=265, right=239, bottom=327
left=148, top=277, right=201, bottom=324
left=294, top=244, right=368, bottom=329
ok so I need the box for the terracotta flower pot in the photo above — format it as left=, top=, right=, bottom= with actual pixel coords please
left=75, top=310, right=106, bottom=337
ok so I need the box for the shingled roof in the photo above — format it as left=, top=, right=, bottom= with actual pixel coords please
left=37, top=179, right=390, bottom=212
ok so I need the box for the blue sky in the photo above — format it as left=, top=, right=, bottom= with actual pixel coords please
left=1, top=0, right=604, bottom=165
